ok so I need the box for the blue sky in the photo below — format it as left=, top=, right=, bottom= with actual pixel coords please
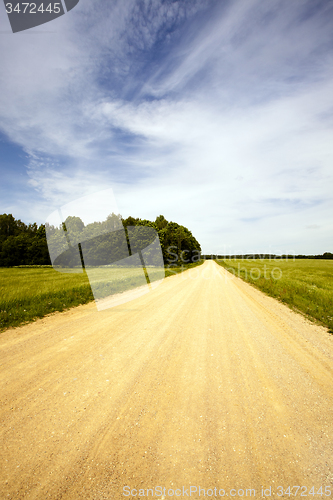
left=0, top=0, right=332, bottom=254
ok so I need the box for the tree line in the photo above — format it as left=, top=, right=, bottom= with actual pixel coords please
left=0, top=214, right=50, bottom=267
left=0, top=213, right=201, bottom=267
left=202, top=253, right=333, bottom=260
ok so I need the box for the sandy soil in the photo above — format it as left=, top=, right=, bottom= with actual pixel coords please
left=1, top=260, right=333, bottom=499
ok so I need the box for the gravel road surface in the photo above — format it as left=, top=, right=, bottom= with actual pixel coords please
left=1, top=260, right=333, bottom=499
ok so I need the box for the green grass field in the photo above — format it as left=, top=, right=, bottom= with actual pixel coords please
left=0, top=261, right=204, bottom=332
left=216, top=259, right=333, bottom=333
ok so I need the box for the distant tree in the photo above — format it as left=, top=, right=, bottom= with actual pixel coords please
left=27, top=224, right=51, bottom=265
left=1, top=234, right=30, bottom=266
left=0, top=213, right=202, bottom=267
left=155, top=215, right=168, bottom=230
left=0, top=213, right=26, bottom=238
left=105, top=213, right=122, bottom=231
left=63, top=216, right=85, bottom=234
left=122, top=216, right=140, bottom=227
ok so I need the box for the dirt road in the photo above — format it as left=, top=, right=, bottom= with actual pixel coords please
left=1, top=260, right=333, bottom=499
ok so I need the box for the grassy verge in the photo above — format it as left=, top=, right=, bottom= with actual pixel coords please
left=215, top=259, right=333, bottom=333
left=0, top=267, right=93, bottom=331
left=0, top=260, right=204, bottom=332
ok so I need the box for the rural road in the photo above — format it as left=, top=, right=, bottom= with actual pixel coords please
left=1, top=260, right=333, bottom=499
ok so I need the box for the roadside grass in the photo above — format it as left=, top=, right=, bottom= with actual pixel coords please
left=0, top=260, right=204, bottom=332
left=0, top=267, right=93, bottom=331
left=215, top=259, right=333, bottom=333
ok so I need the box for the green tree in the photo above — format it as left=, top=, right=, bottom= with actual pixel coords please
left=155, top=215, right=168, bottom=230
